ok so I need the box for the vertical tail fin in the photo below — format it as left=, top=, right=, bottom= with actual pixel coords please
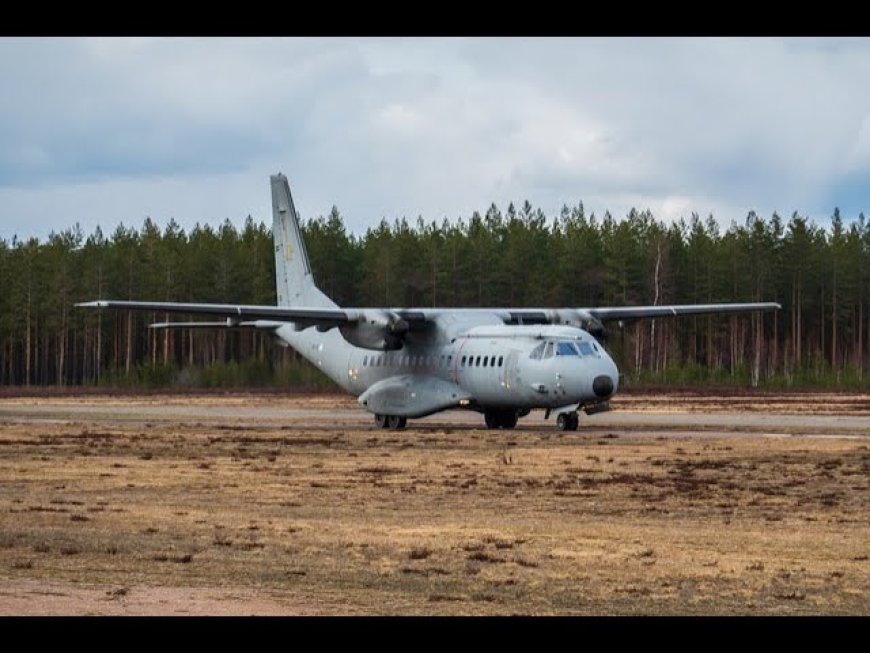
left=271, top=173, right=337, bottom=308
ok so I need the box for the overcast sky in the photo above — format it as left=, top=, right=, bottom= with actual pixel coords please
left=1, top=37, right=869, bottom=243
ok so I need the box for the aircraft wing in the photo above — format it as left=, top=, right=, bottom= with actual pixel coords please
left=76, top=300, right=353, bottom=330
left=78, top=299, right=780, bottom=333
left=584, top=302, right=781, bottom=322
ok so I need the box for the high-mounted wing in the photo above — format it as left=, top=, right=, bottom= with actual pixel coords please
left=76, top=300, right=352, bottom=331
left=585, top=302, right=781, bottom=322
left=77, top=300, right=426, bottom=350
left=421, top=302, right=781, bottom=330
left=78, top=300, right=780, bottom=346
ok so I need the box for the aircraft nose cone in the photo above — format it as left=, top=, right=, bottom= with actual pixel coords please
left=593, top=375, right=614, bottom=398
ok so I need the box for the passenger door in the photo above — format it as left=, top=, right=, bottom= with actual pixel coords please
left=504, top=350, right=520, bottom=395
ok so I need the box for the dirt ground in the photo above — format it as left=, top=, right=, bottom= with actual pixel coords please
left=0, top=390, right=868, bottom=615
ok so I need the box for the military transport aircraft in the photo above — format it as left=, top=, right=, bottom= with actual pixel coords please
left=78, top=174, right=780, bottom=431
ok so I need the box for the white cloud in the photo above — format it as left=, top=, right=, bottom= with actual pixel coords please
left=1, top=36, right=869, bottom=242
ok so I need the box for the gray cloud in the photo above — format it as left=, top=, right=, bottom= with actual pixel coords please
left=1, top=37, right=868, bottom=242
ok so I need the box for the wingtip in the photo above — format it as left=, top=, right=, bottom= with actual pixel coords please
left=75, top=301, right=106, bottom=308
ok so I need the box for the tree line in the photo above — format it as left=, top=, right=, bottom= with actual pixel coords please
left=0, top=202, right=867, bottom=389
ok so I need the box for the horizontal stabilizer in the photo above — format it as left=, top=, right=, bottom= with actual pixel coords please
left=148, top=320, right=287, bottom=330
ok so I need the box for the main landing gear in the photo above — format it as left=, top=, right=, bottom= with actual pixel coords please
left=484, top=408, right=518, bottom=430
left=556, top=412, right=579, bottom=431
left=374, top=414, right=407, bottom=430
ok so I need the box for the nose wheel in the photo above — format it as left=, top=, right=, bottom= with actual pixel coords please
left=375, top=414, right=407, bottom=430
left=556, top=412, right=579, bottom=431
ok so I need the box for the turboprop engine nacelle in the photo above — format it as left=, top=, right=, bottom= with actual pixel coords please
left=552, top=309, right=606, bottom=338
left=339, top=310, right=408, bottom=351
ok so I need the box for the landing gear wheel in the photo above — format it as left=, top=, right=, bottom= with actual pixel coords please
left=484, top=409, right=519, bottom=429
left=386, top=415, right=407, bottom=430
left=375, top=414, right=388, bottom=429
left=557, top=412, right=579, bottom=431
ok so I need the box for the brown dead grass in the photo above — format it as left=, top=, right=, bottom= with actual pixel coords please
left=0, top=392, right=868, bottom=615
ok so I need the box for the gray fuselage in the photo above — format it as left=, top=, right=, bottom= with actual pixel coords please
left=275, top=317, right=619, bottom=415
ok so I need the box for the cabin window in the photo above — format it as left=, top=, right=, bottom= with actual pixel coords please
left=363, top=355, right=368, bottom=367
left=461, top=355, right=466, bottom=366
left=543, top=342, right=555, bottom=359
left=556, top=341, right=579, bottom=356
left=448, top=355, right=453, bottom=366
left=475, top=356, right=481, bottom=367
left=498, top=355, right=504, bottom=367
left=529, top=343, right=545, bottom=360
left=483, top=356, right=488, bottom=367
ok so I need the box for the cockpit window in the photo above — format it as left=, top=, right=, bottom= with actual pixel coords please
left=556, top=341, right=579, bottom=356
left=529, top=343, right=545, bottom=360
left=577, top=341, right=595, bottom=356
left=543, top=342, right=555, bottom=359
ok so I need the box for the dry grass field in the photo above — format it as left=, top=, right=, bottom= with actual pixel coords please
left=0, top=391, right=868, bottom=614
